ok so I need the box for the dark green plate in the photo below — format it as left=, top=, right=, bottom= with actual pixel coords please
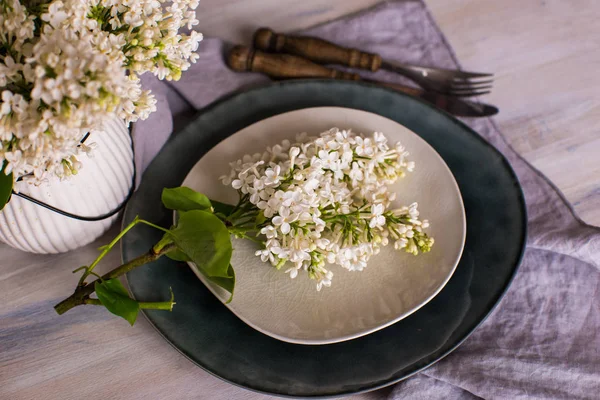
left=123, top=80, right=526, bottom=398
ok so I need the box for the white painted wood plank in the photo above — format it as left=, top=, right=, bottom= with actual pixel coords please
left=427, top=0, right=600, bottom=225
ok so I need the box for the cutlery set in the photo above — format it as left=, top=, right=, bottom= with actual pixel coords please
left=226, top=28, right=497, bottom=117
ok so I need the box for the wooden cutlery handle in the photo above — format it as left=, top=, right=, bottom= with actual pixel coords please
left=227, top=46, right=423, bottom=100
left=227, top=45, right=361, bottom=80
left=253, top=27, right=382, bottom=72
left=375, top=81, right=422, bottom=97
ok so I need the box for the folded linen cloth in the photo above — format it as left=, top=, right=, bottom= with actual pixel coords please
left=132, top=1, right=600, bottom=398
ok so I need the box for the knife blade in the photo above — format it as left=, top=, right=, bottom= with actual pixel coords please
left=227, top=46, right=498, bottom=118
left=372, top=80, right=498, bottom=117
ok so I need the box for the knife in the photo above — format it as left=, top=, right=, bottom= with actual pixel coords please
left=253, top=27, right=491, bottom=83
left=227, top=46, right=498, bottom=118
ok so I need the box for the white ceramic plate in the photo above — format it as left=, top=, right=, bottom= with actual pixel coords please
left=180, top=107, right=466, bottom=345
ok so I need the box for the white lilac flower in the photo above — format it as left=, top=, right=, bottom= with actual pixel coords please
left=271, top=207, right=298, bottom=235
left=0, top=0, right=202, bottom=183
left=223, top=128, right=435, bottom=290
left=369, top=203, right=386, bottom=228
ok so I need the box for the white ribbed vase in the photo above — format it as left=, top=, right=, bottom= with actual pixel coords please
left=0, top=116, right=134, bottom=254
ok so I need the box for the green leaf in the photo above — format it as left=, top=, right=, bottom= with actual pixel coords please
left=211, top=200, right=235, bottom=217
left=208, top=264, right=235, bottom=295
left=0, top=162, right=13, bottom=211
left=98, top=277, right=130, bottom=296
left=255, top=210, right=266, bottom=225
left=167, top=210, right=233, bottom=279
left=195, top=264, right=235, bottom=304
left=165, top=247, right=191, bottom=262
left=154, top=235, right=190, bottom=262
left=95, top=279, right=139, bottom=326
left=161, top=187, right=212, bottom=212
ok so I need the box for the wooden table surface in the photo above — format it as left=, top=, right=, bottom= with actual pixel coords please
left=2, top=1, right=599, bottom=399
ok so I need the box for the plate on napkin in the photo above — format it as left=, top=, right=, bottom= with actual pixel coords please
left=180, top=107, right=466, bottom=345
left=123, top=80, right=526, bottom=397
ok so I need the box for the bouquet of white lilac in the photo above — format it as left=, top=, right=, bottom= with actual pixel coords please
left=55, top=128, right=433, bottom=325
left=0, top=0, right=202, bottom=206
left=221, top=128, right=434, bottom=290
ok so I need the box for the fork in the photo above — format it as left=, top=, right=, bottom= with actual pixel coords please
left=380, top=61, right=493, bottom=97
left=254, top=28, right=494, bottom=97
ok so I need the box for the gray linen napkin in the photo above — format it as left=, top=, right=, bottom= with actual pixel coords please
left=132, top=1, right=600, bottom=398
